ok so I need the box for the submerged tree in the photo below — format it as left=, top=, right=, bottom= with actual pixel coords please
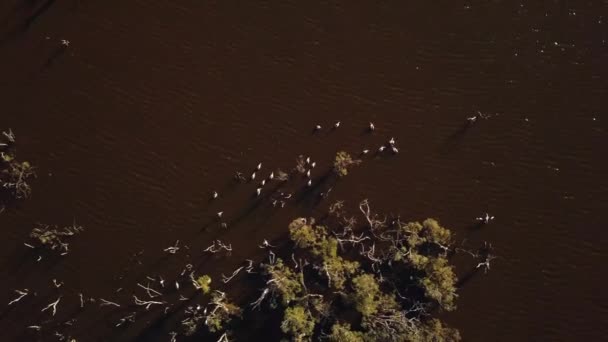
left=28, top=222, right=84, bottom=255
left=333, top=151, right=361, bottom=177
left=170, top=199, right=485, bottom=341
left=245, top=201, right=471, bottom=341
left=205, top=291, right=242, bottom=333
left=196, top=275, right=212, bottom=294
left=1, top=129, right=35, bottom=204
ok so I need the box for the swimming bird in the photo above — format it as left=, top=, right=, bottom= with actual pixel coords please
left=307, top=179, right=312, bottom=187
left=476, top=213, right=495, bottom=224
left=306, top=170, right=311, bottom=178
left=306, top=157, right=310, bottom=164
left=260, top=179, right=266, bottom=186
left=234, top=171, right=245, bottom=182
left=251, top=172, right=256, bottom=181
left=269, top=172, right=274, bottom=180
left=315, top=124, right=322, bottom=130
left=311, top=162, right=316, bottom=168
left=256, top=188, right=262, bottom=196
left=369, top=122, right=375, bottom=131
left=378, top=146, right=386, bottom=152
left=391, top=146, right=399, bottom=154
left=334, top=121, right=341, bottom=128
left=212, top=191, right=218, bottom=199
left=256, top=162, right=262, bottom=170
left=389, top=137, right=396, bottom=145
left=217, top=211, right=223, bottom=218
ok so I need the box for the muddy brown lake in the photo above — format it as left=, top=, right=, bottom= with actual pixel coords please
left=1, top=1, right=607, bottom=341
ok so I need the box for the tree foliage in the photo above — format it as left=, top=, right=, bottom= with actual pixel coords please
left=351, top=274, right=382, bottom=316
left=333, top=151, right=360, bottom=177
left=29, top=223, right=84, bottom=255
left=420, top=257, right=458, bottom=311
left=263, top=258, right=303, bottom=306
left=0, top=130, right=35, bottom=203
left=281, top=306, right=315, bottom=341
left=181, top=201, right=484, bottom=340
left=328, top=323, right=364, bottom=342
left=197, top=275, right=212, bottom=294
left=205, top=291, right=242, bottom=333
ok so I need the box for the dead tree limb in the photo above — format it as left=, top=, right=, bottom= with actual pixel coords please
left=41, top=297, right=62, bottom=316
left=222, top=266, right=244, bottom=283
left=133, top=295, right=165, bottom=310
left=137, top=283, right=162, bottom=298
left=359, top=199, right=386, bottom=230
left=163, top=240, right=180, bottom=254
left=250, top=288, right=269, bottom=310
left=8, top=289, right=29, bottom=305
left=116, top=312, right=136, bottom=327
left=99, top=298, right=121, bottom=307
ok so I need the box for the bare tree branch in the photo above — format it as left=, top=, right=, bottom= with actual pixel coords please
left=8, top=289, right=28, bottom=305
left=41, top=297, right=61, bottom=316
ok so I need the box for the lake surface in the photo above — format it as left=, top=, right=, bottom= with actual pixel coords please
left=1, top=1, right=607, bottom=341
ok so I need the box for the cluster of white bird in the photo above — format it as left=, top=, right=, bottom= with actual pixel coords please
left=316, top=121, right=399, bottom=155
left=212, top=161, right=283, bottom=220
left=209, top=120, right=403, bottom=222
left=369, top=135, right=399, bottom=155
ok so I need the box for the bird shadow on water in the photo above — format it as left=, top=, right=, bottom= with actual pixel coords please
left=464, top=221, right=486, bottom=238
left=0, top=0, right=57, bottom=47
left=42, top=44, right=68, bottom=69
left=456, top=266, right=482, bottom=288
left=439, top=122, right=473, bottom=155
left=294, top=170, right=335, bottom=209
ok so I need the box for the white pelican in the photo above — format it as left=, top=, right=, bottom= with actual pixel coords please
left=334, top=121, right=341, bottom=128
left=212, top=191, right=218, bottom=199
left=369, top=122, right=375, bottom=131
left=256, top=162, right=262, bottom=170
left=256, top=188, right=262, bottom=196
left=378, top=146, right=386, bottom=152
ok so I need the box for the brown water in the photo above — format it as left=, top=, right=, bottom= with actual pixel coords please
left=1, top=1, right=607, bottom=341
